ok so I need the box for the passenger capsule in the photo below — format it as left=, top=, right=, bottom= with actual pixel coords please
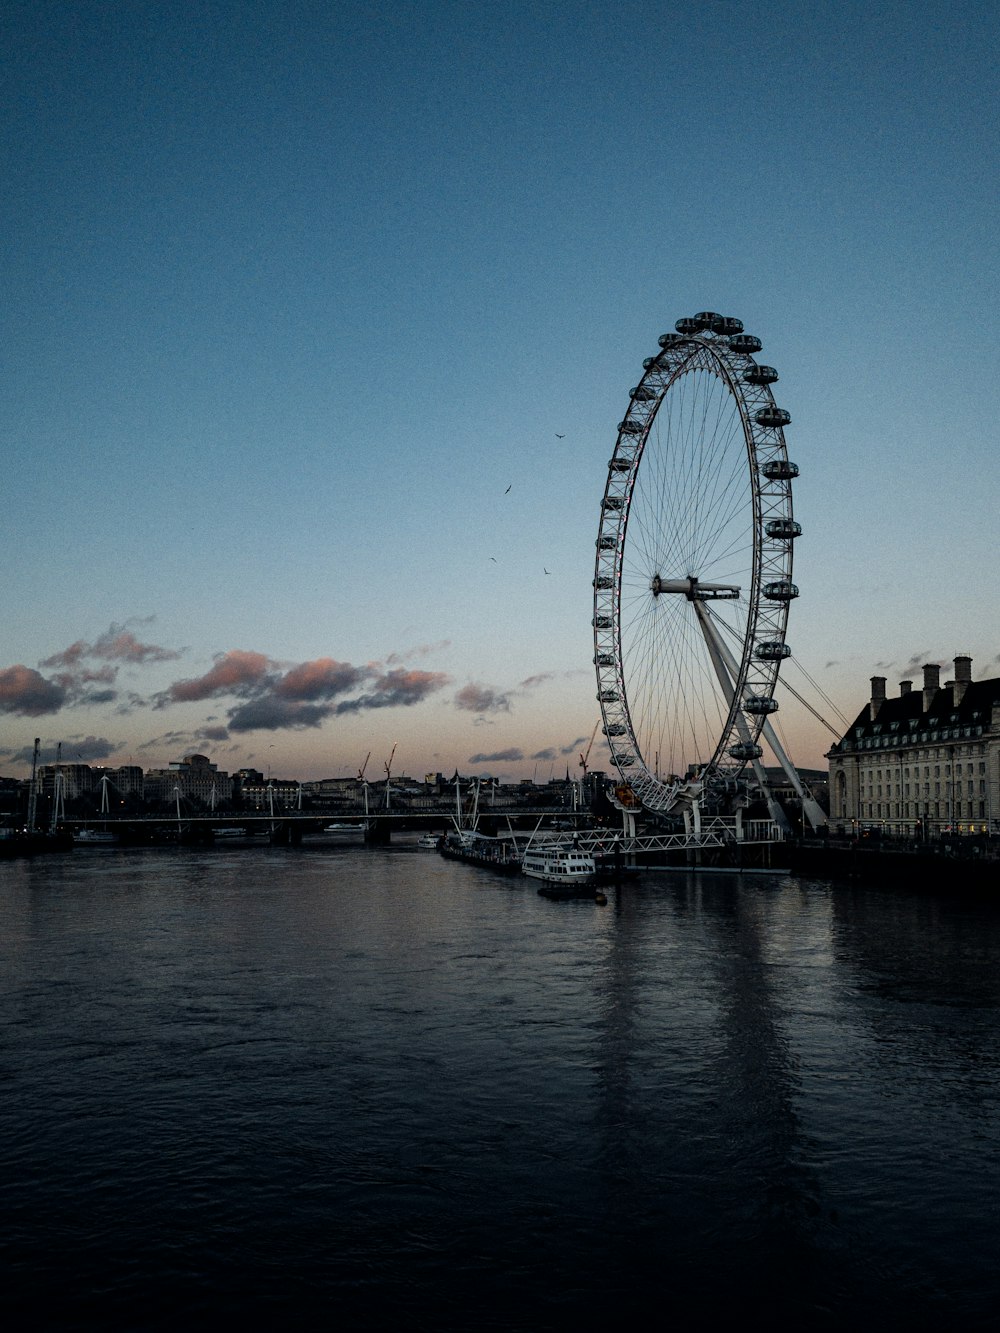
left=693, top=311, right=722, bottom=330
left=675, top=317, right=700, bottom=335
left=729, top=334, right=763, bottom=354
left=596, top=535, right=617, bottom=550
left=729, top=742, right=763, bottom=761
left=608, top=458, right=630, bottom=472
left=756, top=406, right=791, bottom=428
left=598, top=689, right=619, bottom=703
left=618, top=420, right=643, bottom=435
left=743, top=365, right=778, bottom=385
left=593, top=575, right=614, bottom=589
left=711, top=315, right=744, bottom=335
left=602, top=495, right=624, bottom=511
left=603, top=723, right=626, bottom=736
left=593, top=616, right=613, bottom=630
left=630, top=385, right=656, bottom=402
left=765, top=518, right=802, bottom=539
left=761, top=459, right=799, bottom=481
left=744, top=695, right=779, bottom=715
left=612, top=753, right=635, bottom=767
left=594, top=653, right=615, bottom=667
left=755, top=640, right=792, bottom=661
left=658, top=332, right=686, bottom=349
left=763, top=580, right=799, bottom=602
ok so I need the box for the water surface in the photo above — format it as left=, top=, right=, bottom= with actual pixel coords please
left=2, top=843, right=998, bottom=1328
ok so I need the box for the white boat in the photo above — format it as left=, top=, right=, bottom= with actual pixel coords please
left=521, top=844, right=596, bottom=888
left=416, top=833, right=440, bottom=849
left=74, top=829, right=117, bottom=844
left=324, top=822, right=363, bottom=834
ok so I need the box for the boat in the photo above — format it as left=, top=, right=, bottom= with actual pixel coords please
left=74, top=829, right=118, bottom=844
left=416, top=833, right=441, bottom=849
left=324, top=822, right=364, bottom=834
left=438, top=830, right=522, bottom=875
left=521, top=843, right=596, bottom=890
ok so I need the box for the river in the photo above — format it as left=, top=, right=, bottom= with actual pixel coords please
left=1, top=840, right=998, bottom=1329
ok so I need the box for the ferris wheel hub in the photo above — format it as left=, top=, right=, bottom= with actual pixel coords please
left=650, top=576, right=741, bottom=600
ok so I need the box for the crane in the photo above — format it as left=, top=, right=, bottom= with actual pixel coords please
left=579, top=721, right=600, bottom=778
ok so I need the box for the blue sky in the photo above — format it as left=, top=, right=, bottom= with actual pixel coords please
left=2, top=0, right=998, bottom=781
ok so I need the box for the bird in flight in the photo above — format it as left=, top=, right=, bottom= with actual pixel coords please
left=490, top=556, right=497, bottom=563
left=504, top=484, right=511, bottom=494
left=543, top=567, right=551, bottom=575
left=555, top=433, right=565, bottom=438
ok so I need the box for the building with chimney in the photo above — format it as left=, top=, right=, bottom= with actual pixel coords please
left=827, top=655, right=1000, bottom=836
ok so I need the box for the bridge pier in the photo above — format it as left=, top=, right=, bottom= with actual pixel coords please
left=365, top=818, right=391, bottom=845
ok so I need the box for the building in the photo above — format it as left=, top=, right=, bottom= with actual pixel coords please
left=144, top=753, right=232, bottom=806
left=827, top=656, right=1000, bottom=836
left=240, top=779, right=300, bottom=810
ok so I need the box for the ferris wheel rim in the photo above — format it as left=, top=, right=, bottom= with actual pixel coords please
left=592, top=314, right=799, bottom=812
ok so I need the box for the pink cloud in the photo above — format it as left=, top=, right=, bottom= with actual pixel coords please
left=165, top=650, right=273, bottom=704
left=0, top=665, right=67, bottom=716
left=275, top=658, right=370, bottom=701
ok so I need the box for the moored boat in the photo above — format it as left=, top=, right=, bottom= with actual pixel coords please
left=521, top=843, right=596, bottom=889
left=439, top=830, right=521, bottom=874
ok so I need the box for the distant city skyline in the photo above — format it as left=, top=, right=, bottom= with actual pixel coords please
left=3, top=0, right=998, bottom=782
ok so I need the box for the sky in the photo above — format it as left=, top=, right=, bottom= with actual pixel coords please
left=2, top=0, right=998, bottom=783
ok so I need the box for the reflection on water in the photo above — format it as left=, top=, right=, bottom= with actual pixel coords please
left=1, top=847, right=999, bottom=1328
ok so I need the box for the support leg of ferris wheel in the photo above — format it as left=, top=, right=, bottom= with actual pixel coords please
left=695, top=601, right=828, bottom=832
left=691, top=598, right=791, bottom=836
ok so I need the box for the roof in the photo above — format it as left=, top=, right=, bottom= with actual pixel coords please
left=831, top=676, right=1000, bottom=753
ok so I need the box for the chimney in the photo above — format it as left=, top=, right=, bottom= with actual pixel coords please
left=954, top=655, right=972, bottom=705
left=922, top=663, right=940, bottom=713
left=869, top=676, right=886, bottom=720
left=899, top=680, right=912, bottom=696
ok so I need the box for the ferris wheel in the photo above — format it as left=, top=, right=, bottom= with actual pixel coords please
left=592, top=311, right=801, bottom=813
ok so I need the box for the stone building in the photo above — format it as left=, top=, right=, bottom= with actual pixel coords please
left=144, top=753, right=232, bottom=806
left=827, top=655, right=1000, bottom=836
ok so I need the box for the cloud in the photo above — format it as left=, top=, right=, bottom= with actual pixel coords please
left=76, top=688, right=118, bottom=706
left=468, top=748, right=525, bottom=764
left=228, top=698, right=334, bottom=732
left=520, top=672, right=555, bottom=690
left=67, top=736, right=121, bottom=762
left=6, top=735, right=120, bottom=765
left=41, top=622, right=181, bottom=668
left=0, top=666, right=68, bottom=716
left=163, top=650, right=274, bottom=705
left=455, top=682, right=512, bottom=713
left=531, top=747, right=557, bottom=761
left=560, top=736, right=590, bottom=755
left=385, top=640, right=451, bottom=665
left=335, top=669, right=450, bottom=715
left=198, top=725, right=230, bottom=742
left=275, top=658, right=369, bottom=701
